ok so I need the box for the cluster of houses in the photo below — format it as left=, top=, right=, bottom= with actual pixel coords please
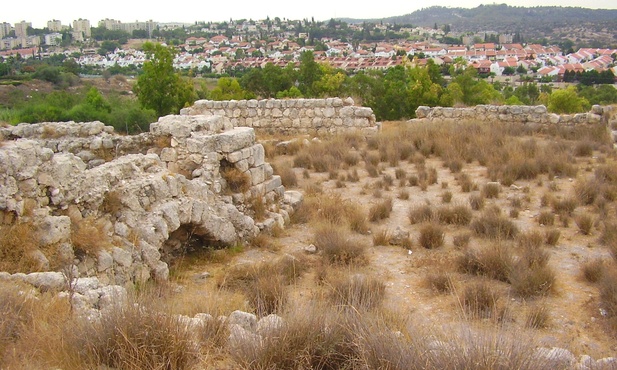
left=75, top=36, right=615, bottom=82
left=1, top=18, right=615, bottom=82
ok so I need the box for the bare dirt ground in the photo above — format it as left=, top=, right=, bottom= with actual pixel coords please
left=172, top=122, right=617, bottom=361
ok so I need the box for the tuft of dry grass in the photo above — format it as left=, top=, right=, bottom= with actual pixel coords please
left=468, top=193, right=485, bottom=211
left=458, top=243, right=515, bottom=282
left=436, top=204, right=472, bottom=226
left=368, top=197, right=393, bottom=222
left=525, top=303, right=551, bottom=329
left=544, top=229, right=561, bottom=246
left=460, top=282, right=504, bottom=320
left=313, top=224, right=367, bottom=265
left=408, top=204, right=434, bottom=224
left=275, top=162, right=298, bottom=187
left=71, top=216, right=111, bottom=259
left=481, top=182, right=501, bottom=199
left=581, top=258, right=606, bottom=283
left=372, top=229, right=391, bottom=246
left=575, top=213, right=594, bottom=235
left=470, top=209, right=519, bottom=240
left=425, top=272, right=454, bottom=294
left=0, top=222, right=42, bottom=273
left=221, top=165, right=252, bottom=193
left=453, top=233, right=471, bottom=249
left=418, top=223, right=445, bottom=249
left=327, top=273, right=387, bottom=311
left=537, top=211, right=555, bottom=226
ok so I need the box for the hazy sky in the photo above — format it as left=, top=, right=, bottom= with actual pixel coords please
left=4, top=0, right=617, bottom=28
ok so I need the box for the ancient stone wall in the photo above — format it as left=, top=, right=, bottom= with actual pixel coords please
left=0, top=115, right=297, bottom=287
left=180, top=97, right=378, bottom=134
left=414, top=104, right=614, bottom=126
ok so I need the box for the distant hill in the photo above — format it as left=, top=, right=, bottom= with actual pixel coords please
left=340, top=4, right=617, bottom=33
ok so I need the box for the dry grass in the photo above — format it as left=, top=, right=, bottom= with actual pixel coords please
left=418, top=222, right=445, bottom=249
left=575, top=213, right=595, bottom=235
left=219, top=254, right=308, bottom=315
left=368, top=197, right=393, bottom=222
left=459, top=281, right=504, bottom=320
left=313, top=224, right=367, bottom=265
left=544, top=229, right=561, bottom=246
left=436, top=204, right=472, bottom=226
left=221, top=165, right=252, bottom=193
left=326, top=273, right=387, bottom=311
left=537, top=211, right=555, bottom=226
left=525, top=303, right=551, bottom=329
left=425, top=272, right=454, bottom=294
left=408, top=204, right=434, bottom=224
left=481, top=182, right=501, bottom=199
left=71, top=216, right=111, bottom=259
left=470, top=209, right=519, bottom=240
left=581, top=258, right=607, bottom=283
left=372, top=229, right=391, bottom=246
left=0, top=222, right=41, bottom=273
left=274, top=162, right=298, bottom=188
left=458, top=243, right=515, bottom=282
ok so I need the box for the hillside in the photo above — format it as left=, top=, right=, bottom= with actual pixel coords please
left=342, top=4, right=617, bottom=34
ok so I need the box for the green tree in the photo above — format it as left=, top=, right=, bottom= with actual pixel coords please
left=210, top=77, right=250, bottom=100
left=133, top=42, right=196, bottom=116
left=297, top=51, right=323, bottom=97
left=547, top=86, right=590, bottom=114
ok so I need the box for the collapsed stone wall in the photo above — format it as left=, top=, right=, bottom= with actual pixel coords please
left=180, top=97, right=378, bottom=134
left=0, top=115, right=297, bottom=287
left=414, top=104, right=615, bottom=126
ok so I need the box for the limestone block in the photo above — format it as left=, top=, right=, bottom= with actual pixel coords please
left=23, top=271, right=66, bottom=292
left=160, top=148, right=177, bottom=162
left=250, top=165, right=265, bottom=185
left=265, top=176, right=282, bottom=193
left=215, top=127, right=255, bottom=153
left=97, top=250, right=113, bottom=272
left=112, top=247, right=133, bottom=268
left=228, top=310, right=257, bottom=331
left=38, top=215, right=71, bottom=246
left=251, top=144, right=265, bottom=167
left=235, top=159, right=250, bottom=172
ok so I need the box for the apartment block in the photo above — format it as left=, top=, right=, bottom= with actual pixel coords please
left=47, top=19, right=63, bottom=32
left=14, top=21, right=31, bottom=38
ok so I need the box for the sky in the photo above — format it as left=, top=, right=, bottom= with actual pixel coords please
left=4, top=0, right=617, bottom=29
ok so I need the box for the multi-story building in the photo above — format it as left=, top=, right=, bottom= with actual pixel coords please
left=47, top=19, right=63, bottom=32
left=99, top=19, right=156, bottom=37
left=44, top=33, right=62, bottom=46
left=72, top=18, right=91, bottom=41
left=0, top=22, right=11, bottom=39
left=14, top=21, right=31, bottom=38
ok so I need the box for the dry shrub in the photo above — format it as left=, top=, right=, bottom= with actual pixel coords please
left=314, top=224, right=367, bottom=265
left=537, top=211, right=555, bottom=226
left=418, top=223, right=445, bottom=249
left=551, top=197, right=577, bottom=216
left=458, top=173, right=474, bottom=193
left=525, top=304, right=551, bottom=329
left=458, top=243, right=515, bottom=282
left=73, top=299, right=199, bottom=370
left=441, top=191, right=453, bottom=203
left=275, top=162, right=298, bottom=187
left=574, top=140, right=595, bottom=157
left=248, top=195, right=267, bottom=221
left=345, top=203, right=370, bottom=234
left=71, top=216, right=111, bottom=258
left=395, top=168, right=407, bottom=180
left=469, top=193, right=485, bottom=210
left=229, top=302, right=358, bottom=369
left=365, top=163, right=379, bottom=177
left=470, top=209, right=519, bottom=240
left=398, top=189, right=410, bottom=200
left=517, top=230, right=544, bottom=250
left=372, top=229, right=391, bottom=246
left=453, top=233, right=471, bottom=249
left=575, top=213, right=594, bottom=235
left=100, top=190, right=124, bottom=215
left=581, top=258, right=606, bottom=283
left=460, top=282, right=503, bottom=320
left=425, top=272, right=454, bottom=294
left=0, top=282, right=38, bottom=360
left=544, top=229, right=561, bottom=246
left=327, top=273, right=387, bottom=311
left=436, top=204, right=472, bottom=226
left=598, top=269, right=617, bottom=335
left=574, top=177, right=600, bottom=205
left=221, top=166, right=252, bottom=193
left=0, top=222, right=41, bottom=273
left=368, top=197, right=393, bottom=222
left=220, top=255, right=307, bottom=315
left=343, top=152, right=361, bottom=167
left=408, top=204, right=434, bottom=224
left=481, top=183, right=501, bottom=199
left=509, top=262, right=555, bottom=298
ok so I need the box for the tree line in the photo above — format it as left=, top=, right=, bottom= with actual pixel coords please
left=2, top=43, right=616, bottom=132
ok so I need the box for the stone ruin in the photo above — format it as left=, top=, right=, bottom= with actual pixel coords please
left=0, top=114, right=302, bottom=288
left=180, top=97, right=378, bottom=134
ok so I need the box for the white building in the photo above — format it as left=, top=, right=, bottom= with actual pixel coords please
left=44, top=33, right=62, bottom=46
